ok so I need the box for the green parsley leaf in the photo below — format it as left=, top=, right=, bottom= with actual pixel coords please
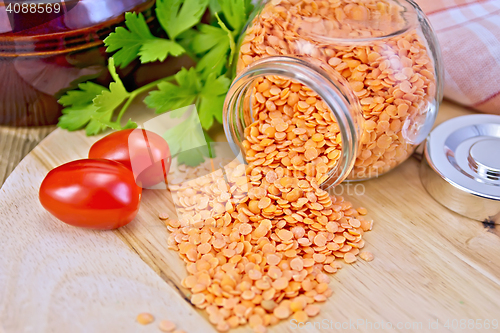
left=217, top=0, right=250, bottom=33
left=191, top=23, right=230, bottom=78
left=176, top=146, right=211, bottom=166
left=198, top=72, right=230, bottom=129
left=58, top=0, right=246, bottom=163
left=156, top=0, right=209, bottom=40
left=91, top=116, right=138, bottom=131
left=139, top=39, right=185, bottom=63
left=105, top=12, right=185, bottom=68
left=104, top=12, right=153, bottom=68
left=176, top=130, right=215, bottom=167
left=122, top=119, right=139, bottom=130
left=175, top=29, right=199, bottom=53
left=84, top=119, right=110, bottom=136
left=208, top=0, right=222, bottom=15
left=57, top=81, right=110, bottom=135
left=58, top=104, right=111, bottom=136
left=93, top=58, right=130, bottom=114
left=58, top=104, right=99, bottom=132
left=163, top=106, right=211, bottom=166
left=145, top=67, right=229, bottom=130
left=175, top=66, right=202, bottom=90
left=92, top=80, right=129, bottom=113
left=145, top=67, right=201, bottom=114
left=91, top=58, right=138, bottom=131
left=59, top=81, right=106, bottom=107
left=146, top=82, right=197, bottom=114
left=195, top=43, right=229, bottom=78
left=191, top=24, right=227, bottom=54
left=58, top=58, right=137, bottom=136
left=88, top=110, right=115, bottom=133
left=214, top=13, right=236, bottom=66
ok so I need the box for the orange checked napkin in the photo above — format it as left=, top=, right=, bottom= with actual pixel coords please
left=416, top=0, right=500, bottom=114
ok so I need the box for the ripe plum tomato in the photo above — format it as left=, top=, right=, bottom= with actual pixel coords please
left=39, top=159, right=142, bottom=230
left=89, top=129, right=171, bottom=188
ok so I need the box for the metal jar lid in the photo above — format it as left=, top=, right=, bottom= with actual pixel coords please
left=420, top=114, right=500, bottom=224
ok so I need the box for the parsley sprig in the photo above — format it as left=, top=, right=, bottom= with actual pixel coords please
left=57, top=0, right=254, bottom=165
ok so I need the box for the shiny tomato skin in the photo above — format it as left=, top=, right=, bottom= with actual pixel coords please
left=39, top=159, right=142, bottom=230
left=88, top=129, right=171, bottom=188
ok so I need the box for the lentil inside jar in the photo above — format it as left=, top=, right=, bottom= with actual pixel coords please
left=232, top=0, right=441, bottom=182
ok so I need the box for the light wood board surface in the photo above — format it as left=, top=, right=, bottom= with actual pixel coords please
left=1, top=101, right=499, bottom=333
left=0, top=125, right=55, bottom=186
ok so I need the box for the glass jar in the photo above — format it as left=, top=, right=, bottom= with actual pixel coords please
left=0, top=0, right=155, bottom=126
left=224, top=0, right=443, bottom=186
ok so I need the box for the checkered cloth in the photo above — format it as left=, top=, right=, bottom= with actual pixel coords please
left=416, top=0, right=500, bottom=114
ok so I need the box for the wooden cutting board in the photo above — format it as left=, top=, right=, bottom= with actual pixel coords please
left=1, top=101, right=499, bottom=333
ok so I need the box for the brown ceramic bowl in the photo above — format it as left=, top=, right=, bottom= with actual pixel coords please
left=0, top=0, right=156, bottom=126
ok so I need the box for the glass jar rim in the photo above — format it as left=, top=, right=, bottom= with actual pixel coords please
left=223, top=56, right=362, bottom=188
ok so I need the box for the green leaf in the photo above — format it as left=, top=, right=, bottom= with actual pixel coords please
left=58, top=103, right=109, bottom=136
left=85, top=59, right=134, bottom=133
left=195, top=41, right=229, bottom=78
left=93, top=59, right=130, bottom=114
left=202, top=72, right=231, bottom=96
left=107, top=58, right=122, bottom=83
left=93, top=81, right=129, bottom=113
left=163, top=107, right=210, bottom=166
left=139, top=38, right=185, bottom=63
left=175, top=29, right=199, bottom=53
left=58, top=58, right=135, bottom=136
left=57, top=0, right=251, bottom=138
left=198, top=73, right=230, bottom=130
left=89, top=115, right=137, bottom=132
left=104, top=12, right=154, bottom=68
left=57, top=82, right=111, bottom=135
left=146, top=82, right=197, bottom=114
left=156, top=0, right=209, bottom=40
left=175, top=67, right=201, bottom=90
left=190, top=19, right=235, bottom=79
left=176, top=147, right=210, bottom=166
left=89, top=110, right=116, bottom=130
left=208, top=0, right=221, bottom=15
left=199, top=95, right=224, bottom=130
left=217, top=0, right=248, bottom=32
left=58, top=104, right=99, bottom=132
left=144, top=67, right=200, bottom=114
left=215, top=13, right=236, bottom=66
left=191, top=24, right=227, bottom=54
left=85, top=119, right=110, bottom=136
left=146, top=68, right=228, bottom=130
left=122, top=119, right=139, bottom=130
left=59, top=82, right=106, bottom=107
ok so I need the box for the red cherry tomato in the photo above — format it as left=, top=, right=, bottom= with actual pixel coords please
left=39, top=159, right=142, bottom=230
left=89, top=129, right=171, bottom=188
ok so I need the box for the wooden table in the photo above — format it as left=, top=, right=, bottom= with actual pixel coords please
left=0, top=125, right=54, bottom=186
left=1, top=101, right=499, bottom=333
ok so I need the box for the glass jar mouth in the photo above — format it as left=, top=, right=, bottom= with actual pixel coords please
left=224, top=56, right=362, bottom=189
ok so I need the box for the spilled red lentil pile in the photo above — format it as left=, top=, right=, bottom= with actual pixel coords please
left=166, top=154, right=373, bottom=332
left=164, top=86, right=374, bottom=331
left=159, top=0, right=438, bottom=331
